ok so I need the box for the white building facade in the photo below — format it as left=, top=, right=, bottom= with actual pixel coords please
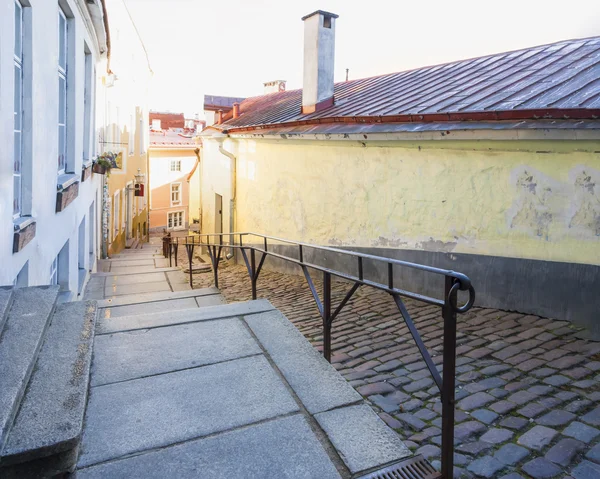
left=0, top=0, right=107, bottom=298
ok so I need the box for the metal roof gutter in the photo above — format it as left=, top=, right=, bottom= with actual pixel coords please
left=220, top=108, right=600, bottom=135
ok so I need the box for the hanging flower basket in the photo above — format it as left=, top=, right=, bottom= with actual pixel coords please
left=92, top=152, right=122, bottom=176
left=92, top=159, right=111, bottom=175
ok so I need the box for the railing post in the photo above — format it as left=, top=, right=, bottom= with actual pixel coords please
left=323, top=271, right=332, bottom=362
left=185, top=237, right=195, bottom=289
left=173, top=237, right=179, bottom=267
left=441, top=276, right=458, bottom=479
left=250, top=248, right=257, bottom=300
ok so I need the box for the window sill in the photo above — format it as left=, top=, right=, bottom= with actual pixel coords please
left=56, top=174, right=80, bottom=213
left=13, top=216, right=37, bottom=253
left=82, top=160, right=93, bottom=182
left=57, top=173, right=79, bottom=190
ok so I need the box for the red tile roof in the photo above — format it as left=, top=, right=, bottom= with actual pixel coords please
left=214, top=37, right=600, bottom=133
left=149, top=111, right=185, bottom=130
left=149, top=129, right=201, bottom=148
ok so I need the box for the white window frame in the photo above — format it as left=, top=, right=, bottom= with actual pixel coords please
left=57, top=6, right=67, bottom=174
left=13, top=0, right=24, bottom=217
left=50, top=256, right=58, bottom=285
left=167, top=210, right=184, bottom=230
left=170, top=159, right=181, bottom=172
left=170, top=182, right=181, bottom=206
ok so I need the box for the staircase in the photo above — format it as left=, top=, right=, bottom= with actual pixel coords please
left=1, top=239, right=427, bottom=478
left=0, top=286, right=96, bottom=478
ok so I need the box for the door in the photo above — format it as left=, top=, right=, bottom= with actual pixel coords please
left=215, top=194, right=223, bottom=235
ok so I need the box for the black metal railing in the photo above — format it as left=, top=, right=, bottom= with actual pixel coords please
left=165, top=232, right=475, bottom=479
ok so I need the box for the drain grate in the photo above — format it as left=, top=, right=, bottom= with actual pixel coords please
left=356, top=455, right=441, bottom=479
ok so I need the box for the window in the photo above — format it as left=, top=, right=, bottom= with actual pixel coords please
left=13, top=1, right=24, bottom=216
left=171, top=183, right=181, bottom=206
left=83, top=44, right=92, bottom=161
left=58, top=7, right=67, bottom=174
left=113, top=190, right=120, bottom=239
left=170, top=159, right=181, bottom=172
left=168, top=211, right=184, bottom=229
left=50, top=256, right=58, bottom=285
left=152, top=119, right=161, bottom=130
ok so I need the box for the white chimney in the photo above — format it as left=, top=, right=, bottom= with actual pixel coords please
left=263, top=80, right=287, bottom=94
left=301, top=10, right=338, bottom=114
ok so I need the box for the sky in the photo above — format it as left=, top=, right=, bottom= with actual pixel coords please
left=123, top=0, right=600, bottom=118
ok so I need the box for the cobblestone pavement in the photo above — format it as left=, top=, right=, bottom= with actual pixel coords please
left=189, top=260, right=600, bottom=479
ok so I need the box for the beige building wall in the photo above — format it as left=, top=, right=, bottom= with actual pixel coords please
left=148, top=149, right=198, bottom=232
left=199, top=134, right=600, bottom=327
left=202, top=137, right=600, bottom=266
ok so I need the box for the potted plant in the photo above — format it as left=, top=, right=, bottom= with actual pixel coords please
left=92, top=157, right=112, bottom=175
left=92, top=151, right=121, bottom=176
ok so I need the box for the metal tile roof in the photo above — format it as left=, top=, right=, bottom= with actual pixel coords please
left=204, top=94, right=246, bottom=111
left=217, top=37, right=600, bottom=132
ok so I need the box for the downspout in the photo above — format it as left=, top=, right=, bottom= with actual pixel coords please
left=216, top=137, right=236, bottom=259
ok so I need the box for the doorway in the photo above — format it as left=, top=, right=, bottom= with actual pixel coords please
left=215, top=194, right=223, bottom=235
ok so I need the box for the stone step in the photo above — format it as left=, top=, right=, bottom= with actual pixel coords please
left=110, top=253, right=162, bottom=260
left=96, top=287, right=222, bottom=309
left=0, top=286, right=59, bottom=450
left=0, top=287, right=15, bottom=335
left=96, top=299, right=276, bottom=334
left=118, top=247, right=160, bottom=254
left=92, top=267, right=180, bottom=276
left=1, top=301, right=97, bottom=477
left=98, top=296, right=222, bottom=319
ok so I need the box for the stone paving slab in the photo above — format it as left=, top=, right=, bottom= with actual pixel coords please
left=92, top=267, right=180, bottom=277
left=110, top=265, right=163, bottom=274
left=96, top=287, right=220, bottom=308
left=154, top=257, right=170, bottom=268
left=79, top=355, right=299, bottom=467
left=195, top=294, right=227, bottom=308
left=104, top=280, right=171, bottom=297
left=315, top=404, right=411, bottom=474
left=111, top=254, right=162, bottom=260
left=107, top=259, right=156, bottom=268
left=91, top=318, right=262, bottom=385
left=104, top=272, right=167, bottom=286
left=3, top=302, right=96, bottom=464
left=76, top=415, right=341, bottom=479
left=96, top=299, right=276, bottom=334
left=245, top=310, right=362, bottom=414
left=101, top=297, right=200, bottom=319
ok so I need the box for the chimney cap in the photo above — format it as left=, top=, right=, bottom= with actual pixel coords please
left=301, top=10, right=339, bottom=21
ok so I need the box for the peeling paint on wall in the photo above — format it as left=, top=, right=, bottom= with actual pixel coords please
left=417, top=238, right=458, bottom=253
left=568, top=166, right=600, bottom=237
left=507, top=168, right=557, bottom=239
left=202, top=138, right=600, bottom=266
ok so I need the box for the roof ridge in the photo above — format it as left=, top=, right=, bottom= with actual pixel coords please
left=237, top=36, right=600, bottom=104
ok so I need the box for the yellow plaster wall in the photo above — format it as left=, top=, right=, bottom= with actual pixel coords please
left=202, top=138, right=600, bottom=266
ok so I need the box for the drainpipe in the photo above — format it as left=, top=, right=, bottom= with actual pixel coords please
left=216, top=136, right=236, bottom=259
